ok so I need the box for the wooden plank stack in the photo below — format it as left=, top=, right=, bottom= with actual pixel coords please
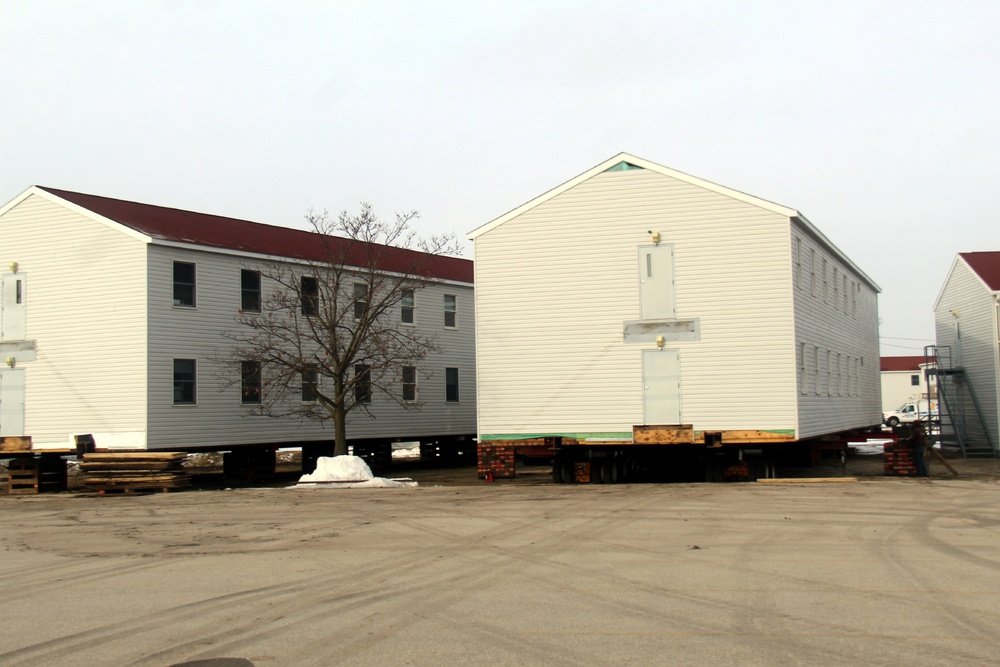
left=80, top=452, right=190, bottom=493
left=0, top=436, right=33, bottom=454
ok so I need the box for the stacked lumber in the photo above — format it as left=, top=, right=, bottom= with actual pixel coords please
left=80, top=452, right=190, bottom=493
left=0, top=436, right=32, bottom=454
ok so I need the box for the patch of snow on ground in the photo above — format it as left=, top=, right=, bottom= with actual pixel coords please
left=853, top=438, right=891, bottom=456
left=296, top=455, right=417, bottom=489
left=392, top=441, right=420, bottom=460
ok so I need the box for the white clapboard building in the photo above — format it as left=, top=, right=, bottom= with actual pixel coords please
left=468, top=153, right=881, bottom=445
left=0, top=186, right=475, bottom=452
left=933, top=252, right=1000, bottom=456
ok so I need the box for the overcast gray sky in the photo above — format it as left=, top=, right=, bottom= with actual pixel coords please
left=3, top=0, right=998, bottom=354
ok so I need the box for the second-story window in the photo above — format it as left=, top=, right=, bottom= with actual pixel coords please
left=301, top=276, right=318, bottom=316
left=354, top=283, right=368, bottom=319
left=401, top=290, right=414, bottom=324
left=241, top=269, right=261, bottom=312
left=173, top=262, right=196, bottom=307
left=444, top=294, right=457, bottom=328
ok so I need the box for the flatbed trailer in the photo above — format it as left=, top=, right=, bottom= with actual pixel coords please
left=478, top=424, right=882, bottom=483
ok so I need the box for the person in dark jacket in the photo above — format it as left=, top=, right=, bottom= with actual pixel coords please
left=909, top=420, right=929, bottom=477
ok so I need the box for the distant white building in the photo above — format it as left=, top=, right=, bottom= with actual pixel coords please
left=0, top=186, right=475, bottom=452
left=468, top=153, right=882, bottom=445
left=933, top=252, right=1000, bottom=455
left=880, top=355, right=935, bottom=413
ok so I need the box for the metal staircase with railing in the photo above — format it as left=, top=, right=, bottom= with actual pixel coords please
left=923, top=345, right=997, bottom=458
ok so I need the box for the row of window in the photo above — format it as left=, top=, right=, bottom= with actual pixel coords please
left=173, top=263, right=460, bottom=327
left=173, top=359, right=461, bottom=406
left=797, top=342, right=865, bottom=397
left=793, top=239, right=859, bottom=318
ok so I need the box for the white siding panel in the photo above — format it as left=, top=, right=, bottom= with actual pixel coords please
left=792, top=223, right=882, bottom=438
left=474, top=169, right=800, bottom=439
left=934, top=260, right=999, bottom=446
left=146, top=246, right=475, bottom=449
left=0, top=194, right=148, bottom=448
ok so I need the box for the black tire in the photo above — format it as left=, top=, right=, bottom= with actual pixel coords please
left=552, top=461, right=564, bottom=484
left=591, top=461, right=605, bottom=484
left=886, top=417, right=900, bottom=427
left=601, top=459, right=619, bottom=484
left=619, top=458, right=631, bottom=483
left=562, top=462, right=576, bottom=484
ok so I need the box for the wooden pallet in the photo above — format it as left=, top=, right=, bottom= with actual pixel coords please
left=81, top=452, right=190, bottom=494
left=6, top=456, right=67, bottom=495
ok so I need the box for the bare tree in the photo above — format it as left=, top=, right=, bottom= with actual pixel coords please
left=225, top=203, right=462, bottom=456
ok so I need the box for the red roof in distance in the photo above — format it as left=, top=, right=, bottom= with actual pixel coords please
left=38, top=186, right=473, bottom=284
left=960, top=252, right=1000, bottom=291
left=880, top=356, right=933, bottom=372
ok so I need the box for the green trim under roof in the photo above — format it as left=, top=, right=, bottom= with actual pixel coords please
left=603, top=161, right=644, bottom=172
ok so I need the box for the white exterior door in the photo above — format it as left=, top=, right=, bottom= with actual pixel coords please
left=0, top=368, right=25, bottom=436
left=1, top=273, right=26, bottom=341
left=638, top=245, right=675, bottom=320
left=642, top=349, right=681, bottom=425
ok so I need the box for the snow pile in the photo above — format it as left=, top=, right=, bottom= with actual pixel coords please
left=296, top=455, right=417, bottom=488
left=301, top=455, right=374, bottom=482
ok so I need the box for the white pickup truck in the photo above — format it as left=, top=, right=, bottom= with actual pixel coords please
left=883, top=399, right=937, bottom=427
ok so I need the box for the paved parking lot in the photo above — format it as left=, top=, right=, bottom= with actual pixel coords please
left=2, top=470, right=1000, bottom=666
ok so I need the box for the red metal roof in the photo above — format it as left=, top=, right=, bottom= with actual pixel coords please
left=960, top=252, right=1000, bottom=291
left=880, top=356, right=931, bottom=372
left=38, top=186, right=473, bottom=284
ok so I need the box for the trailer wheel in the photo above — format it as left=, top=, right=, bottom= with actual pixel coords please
left=617, top=458, right=630, bottom=483
left=552, top=461, right=564, bottom=484
left=601, top=459, right=619, bottom=484
left=563, top=462, right=576, bottom=484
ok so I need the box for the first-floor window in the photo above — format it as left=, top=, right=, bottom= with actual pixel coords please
left=241, top=361, right=261, bottom=404
left=355, top=364, right=371, bottom=404
left=445, top=367, right=459, bottom=402
left=825, top=350, right=832, bottom=396
left=173, top=359, right=197, bottom=404
left=302, top=365, right=318, bottom=403
left=813, top=347, right=820, bottom=395
left=402, top=366, right=417, bottom=402
left=799, top=342, right=807, bottom=395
